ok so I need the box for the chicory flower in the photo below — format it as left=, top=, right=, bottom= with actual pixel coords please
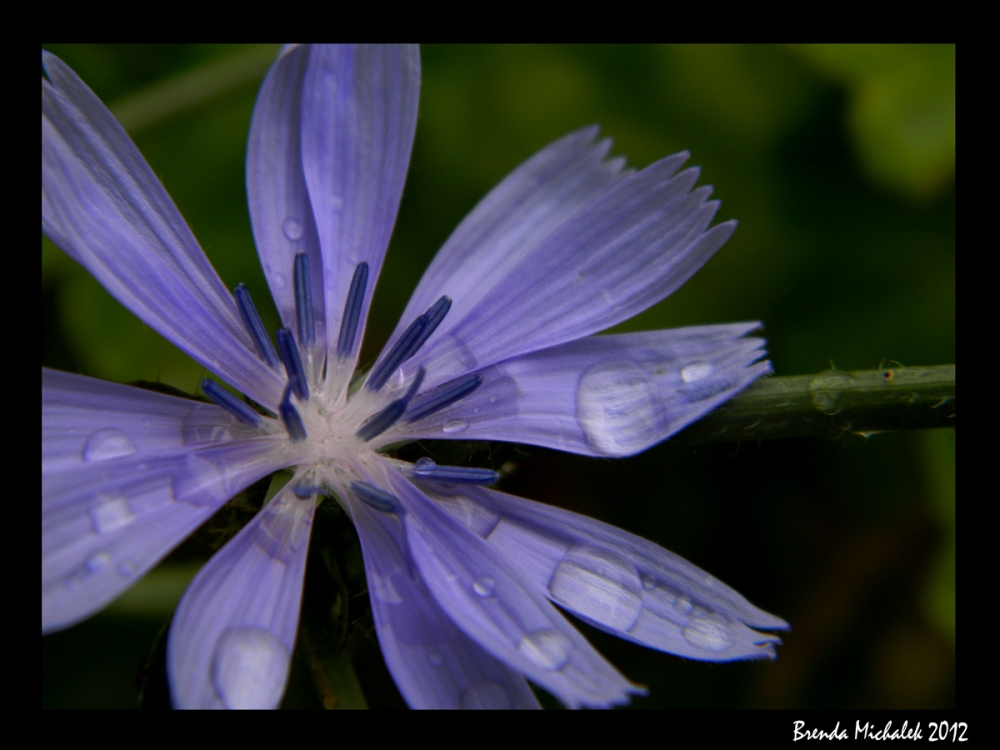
left=42, top=44, right=788, bottom=709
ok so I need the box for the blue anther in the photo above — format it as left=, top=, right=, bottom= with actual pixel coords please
left=404, top=373, right=483, bottom=423
left=293, top=252, right=315, bottom=348
left=411, top=457, right=499, bottom=485
left=356, top=368, right=425, bottom=442
left=276, top=328, right=309, bottom=401
left=293, top=482, right=321, bottom=498
left=408, top=295, right=451, bottom=359
left=352, top=481, right=403, bottom=514
left=368, top=295, right=452, bottom=392
left=201, top=379, right=262, bottom=427
left=234, top=283, right=280, bottom=369
left=367, top=317, right=424, bottom=392
left=279, top=385, right=308, bottom=442
left=337, top=262, right=369, bottom=358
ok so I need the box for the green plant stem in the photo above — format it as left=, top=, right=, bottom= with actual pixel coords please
left=670, top=365, right=955, bottom=444
left=111, top=45, right=281, bottom=133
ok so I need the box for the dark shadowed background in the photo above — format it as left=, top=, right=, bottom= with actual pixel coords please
left=42, top=44, right=955, bottom=709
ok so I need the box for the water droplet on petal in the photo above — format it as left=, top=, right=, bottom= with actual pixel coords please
left=433, top=492, right=501, bottom=537
left=369, top=569, right=405, bottom=603
left=414, top=457, right=436, bottom=470
left=682, top=615, right=735, bottom=652
left=282, top=218, right=303, bottom=241
left=517, top=629, right=572, bottom=671
left=641, top=585, right=689, bottom=620
left=82, top=428, right=137, bottom=462
left=576, top=361, right=659, bottom=456
left=549, top=547, right=642, bottom=631
left=461, top=681, right=511, bottom=709
left=87, top=551, right=112, bottom=572
left=172, top=453, right=225, bottom=507
left=181, top=403, right=248, bottom=445
left=641, top=574, right=657, bottom=591
left=442, top=419, right=468, bottom=434
left=253, top=498, right=312, bottom=563
left=677, top=371, right=738, bottom=402
left=117, top=560, right=137, bottom=578
left=673, top=594, right=694, bottom=616
left=271, top=272, right=287, bottom=290
left=211, top=425, right=234, bottom=442
left=680, top=362, right=714, bottom=383
left=211, top=626, right=290, bottom=709
left=87, top=494, right=136, bottom=534
left=427, top=650, right=444, bottom=667
left=66, top=551, right=112, bottom=590
left=472, top=576, right=496, bottom=597
left=385, top=368, right=406, bottom=392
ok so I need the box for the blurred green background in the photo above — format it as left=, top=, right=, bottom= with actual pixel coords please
left=42, top=44, right=954, bottom=709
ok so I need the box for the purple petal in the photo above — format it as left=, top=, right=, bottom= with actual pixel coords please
left=41, top=52, right=285, bottom=410
left=426, top=484, right=789, bottom=662
left=247, top=45, right=327, bottom=359
left=380, top=126, right=628, bottom=364
left=298, top=45, right=420, bottom=366
left=382, top=472, right=643, bottom=709
left=42, top=369, right=287, bottom=632
left=349, top=490, right=541, bottom=708
left=405, top=152, right=735, bottom=388
left=168, top=485, right=315, bottom=709
left=381, top=324, right=770, bottom=456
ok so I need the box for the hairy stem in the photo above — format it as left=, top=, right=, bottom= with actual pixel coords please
left=672, top=365, right=955, bottom=444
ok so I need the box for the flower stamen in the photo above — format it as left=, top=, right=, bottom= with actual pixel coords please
left=233, top=283, right=280, bottom=369
left=367, top=295, right=452, bottom=391
left=351, top=481, right=403, bottom=514
left=404, top=373, right=483, bottom=422
left=293, top=482, right=321, bottom=499
left=279, top=385, right=308, bottom=442
left=200, top=378, right=263, bottom=427
left=276, top=328, right=309, bottom=401
left=337, top=262, right=369, bottom=358
left=293, top=252, right=315, bottom=350
left=356, top=368, right=425, bottom=441
left=410, top=457, right=499, bottom=485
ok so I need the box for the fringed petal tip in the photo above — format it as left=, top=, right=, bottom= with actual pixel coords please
left=405, top=146, right=737, bottom=388
left=377, top=472, right=645, bottom=709
left=391, top=323, right=772, bottom=458
left=421, top=483, right=789, bottom=668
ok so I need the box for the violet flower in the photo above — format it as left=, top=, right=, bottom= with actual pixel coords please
left=42, top=44, right=788, bottom=709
